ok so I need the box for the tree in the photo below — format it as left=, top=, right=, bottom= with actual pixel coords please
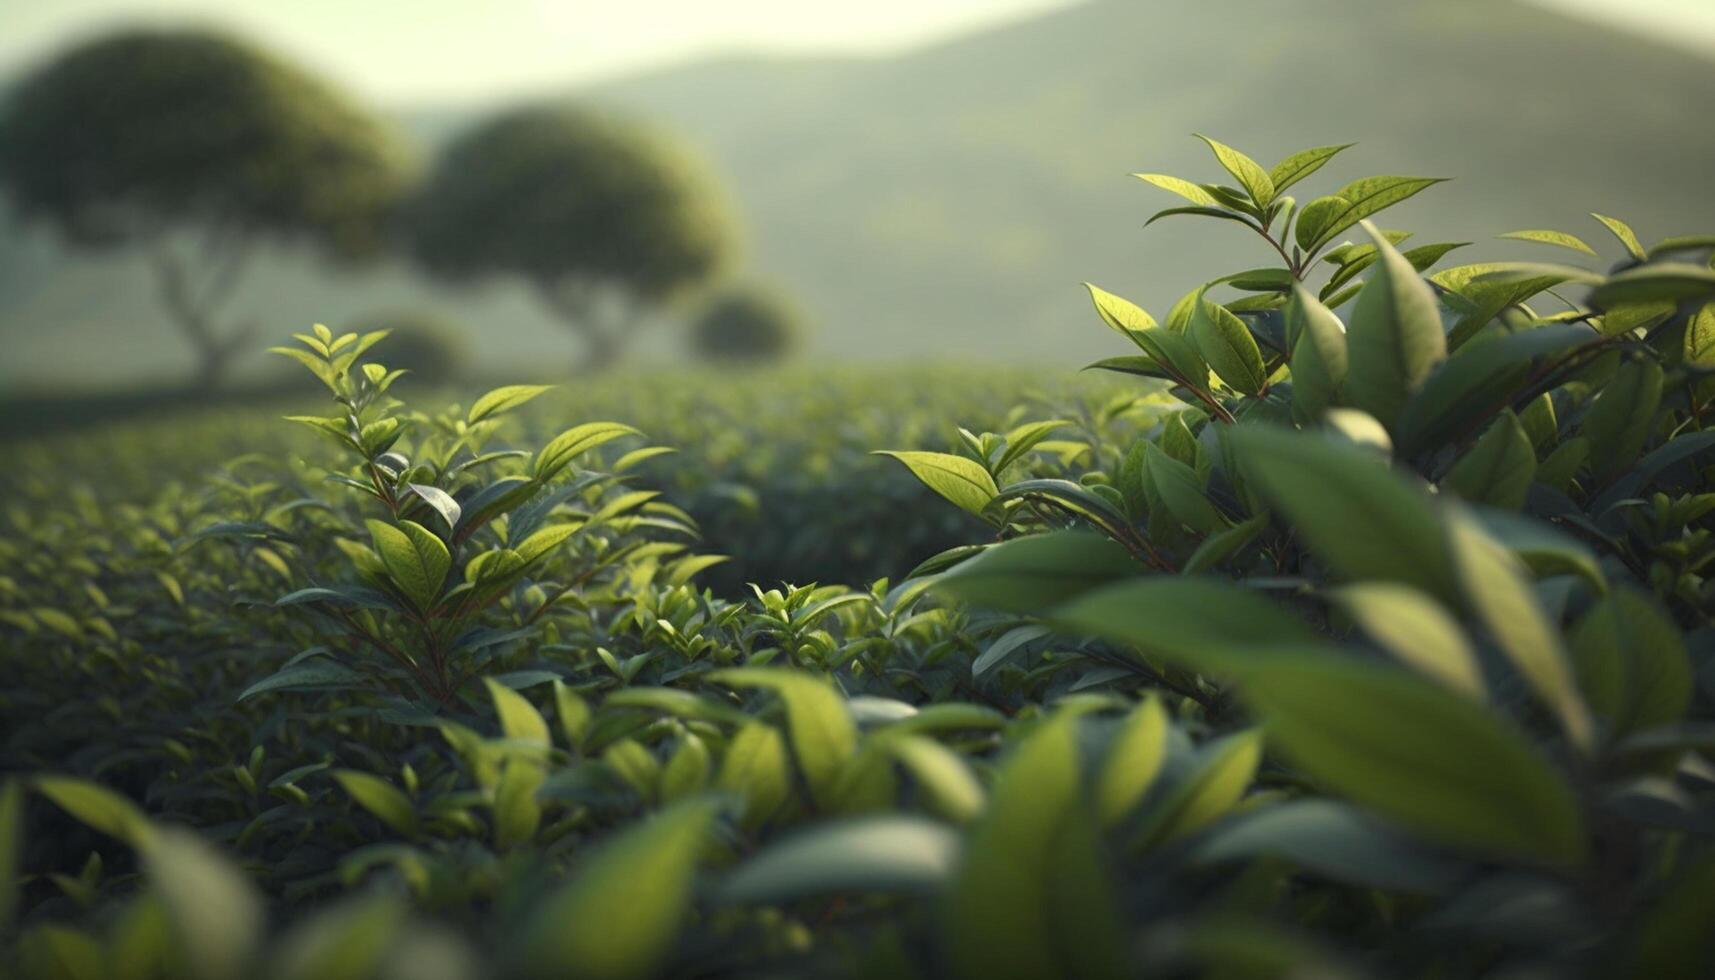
left=407, top=106, right=736, bottom=372
left=0, top=29, right=411, bottom=385
left=690, top=285, right=806, bottom=364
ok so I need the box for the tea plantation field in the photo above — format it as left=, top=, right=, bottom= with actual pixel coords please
left=3, top=141, right=1715, bottom=980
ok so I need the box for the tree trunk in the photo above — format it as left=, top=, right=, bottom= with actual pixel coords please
left=575, top=327, right=622, bottom=376
left=149, top=234, right=253, bottom=390
left=537, top=277, right=640, bottom=375
left=194, top=342, right=231, bottom=390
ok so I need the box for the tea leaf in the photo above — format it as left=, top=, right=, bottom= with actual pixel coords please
left=1132, top=729, right=1262, bottom=851
left=1231, top=426, right=1458, bottom=601
left=1195, top=134, right=1274, bottom=206
left=1268, top=143, right=1355, bottom=195
left=1332, top=583, right=1484, bottom=698
left=522, top=798, right=718, bottom=980
left=485, top=677, right=551, bottom=748
left=875, top=451, right=998, bottom=518
left=1443, top=410, right=1536, bottom=510
left=945, top=711, right=1126, bottom=980
left=366, top=519, right=450, bottom=612
left=711, top=670, right=857, bottom=808
left=468, top=384, right=554, bottom=424
left=1243, top=652, right=1585, bottom=868
left=1096, top=696, right=1168, bottom=827
left=1133, top=173, right=1221, bottom=207
left=332, top=771, right=418, bottom=836
left=1053, top=576, right=1322, bottom=677
left=720, top=816, right=960, bottom=905
left=1499, top=229, right=1598, bottom=256
left=33, top=776, right=151, bottom=846
left=1190, top=295, right=1268, bottom=395
left=1590, top=212, right=1646, bottom=260
left=535, top=422, right=642, bottom=481
left=142, top=829, right=262, bottom=980
left=935, top=532, right=1139, bottom=614
left=1346, top=222, right=1446, bottom=428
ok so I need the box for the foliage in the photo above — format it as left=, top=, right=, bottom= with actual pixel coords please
left=689, top=284, right=807, bottom=363
left=406, top=106, right=737, bottom=372
left=4, top=138, right=1715, bottom=980
left=882, top=137, right=1715, bottom=977
left=0, top=29, right=412, bottom=384
left=246, top=325, right=711, bottom=707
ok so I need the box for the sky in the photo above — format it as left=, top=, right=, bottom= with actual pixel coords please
left=1, top=0, right=1713, bottom=107
left=0, top=0, right=1079, bottom=106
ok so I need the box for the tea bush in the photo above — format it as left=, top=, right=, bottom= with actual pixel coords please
left=3, top=137, right=1713, bottom=980
left=689, top=285, right=806, bottom=363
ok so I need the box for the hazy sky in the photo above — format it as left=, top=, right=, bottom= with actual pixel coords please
left=2, top=0, right=1712, bottom=107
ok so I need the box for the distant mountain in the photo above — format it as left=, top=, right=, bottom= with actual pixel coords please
left=5, top=0, right=1715, bottom=385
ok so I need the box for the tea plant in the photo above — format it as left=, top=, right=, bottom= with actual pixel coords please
left=225, top=324, right=711, bottom=709
left=3, top=138, right=1713, bottom=980
left=887, top=137, right=1715, bottom=976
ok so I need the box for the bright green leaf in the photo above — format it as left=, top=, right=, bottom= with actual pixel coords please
left=366, top=519, right=449, bottom=612
left=1346, top=221, right=1447, bottom=428
left=522, top=798, right=718, bottom=980
left=876, top=451, right=998, bottom=518
left=1190, top=295, right=1268, bottom=395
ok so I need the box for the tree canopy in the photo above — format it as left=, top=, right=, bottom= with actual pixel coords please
left=0, top=29, right=412, bottom=382
left=407, top=106, right=737, bottom=370
left=0, top=29, right=409, bottom=255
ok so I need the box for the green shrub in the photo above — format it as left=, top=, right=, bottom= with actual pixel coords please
left=885, top=136, right=1715, bottom=977
left=690, top=285, right=806, bottom=363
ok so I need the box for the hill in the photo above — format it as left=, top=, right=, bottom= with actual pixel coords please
left=4, top=0, right=1715, bottom=385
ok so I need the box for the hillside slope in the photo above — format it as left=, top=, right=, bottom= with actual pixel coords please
left=4, top=0, right=1713, bottom=384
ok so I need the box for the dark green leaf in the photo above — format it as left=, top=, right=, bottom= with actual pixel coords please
left=1242, top=652, right=1586, bottom=868
left=1193, top=799, right=1462, bottom=893
left=1579, top=359, right=1663, bottom=483
left=1443, top=410, right=1536, bottom=510
left=1052, top=576, right=1323, bottom=677
left=1591, top=263, right=1715, bottom=309
left=1447, top=507, right=1594, bottom=751
left=1230, top=426, right=1458, bottom=601
left=237, top=662, right=362, bottom=702
left=935, top=532, right=1140, bottom=615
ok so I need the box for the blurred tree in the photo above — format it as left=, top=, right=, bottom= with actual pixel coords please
left=690, top=285, right=806, bottom=364
left=343, top=310, right=472, bottom=386
left=0, top=29, right=412, bottom=386
left=406, top=106, right=736, bottom=373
